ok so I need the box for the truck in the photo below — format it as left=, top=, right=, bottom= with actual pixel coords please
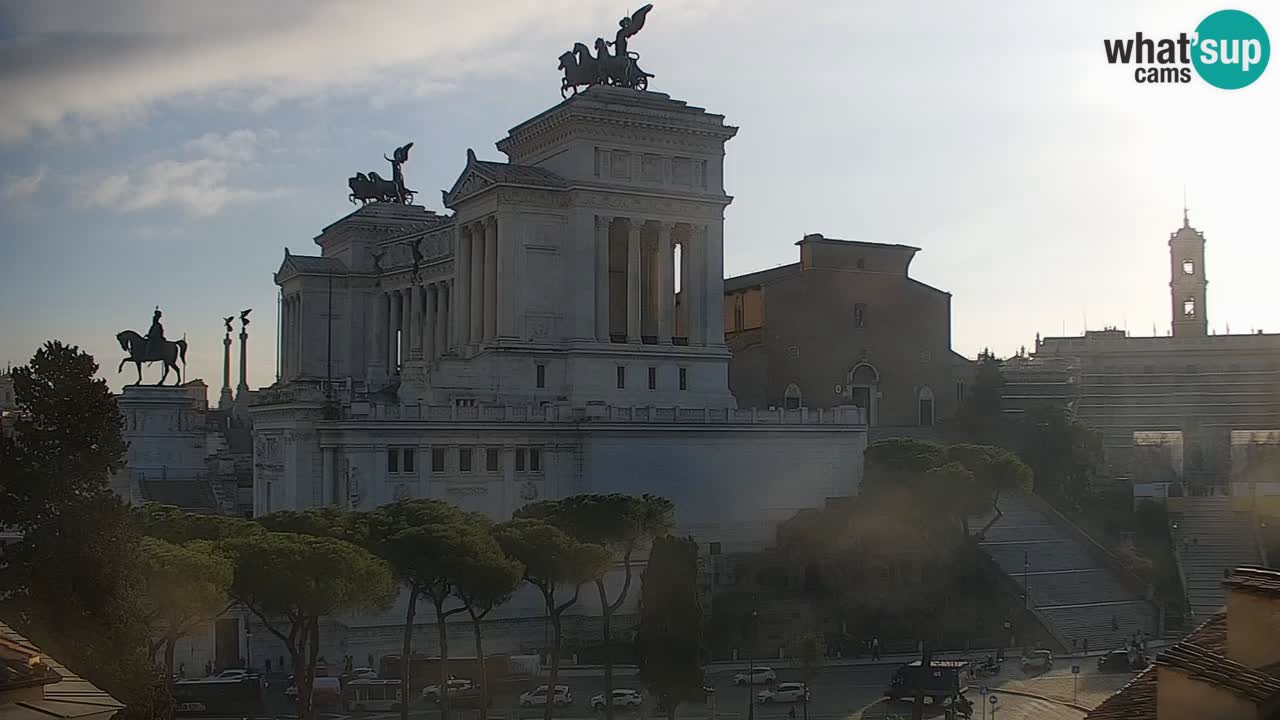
left=884, top=660, right=971, bottom=703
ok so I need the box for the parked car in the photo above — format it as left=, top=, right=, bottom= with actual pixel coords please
left=757, top=682, right=810, bottom=704
left=1020, top=650, right=1053, bottom=673
left=733, top=667, right=777, bottom=685
left=1098, top=650, right=1148, bottom=673
left=421, top=678, right=474, bottom=702
left=590, top=689, right=643, bottom=709
left=211, top=669, right=266, bottom=688
left=285, top=677, right=341, bottom=705
left=885, top=661, right=971, bottom=703
left=520, top=685, right=573, bottom=707
left=349, top=667, right=379, bottom=681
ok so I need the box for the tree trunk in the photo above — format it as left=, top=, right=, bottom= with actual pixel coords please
left=596, top=580, right=615, bottom=720
left=911, top=641, right=932, bottom=720
left=470, top=612, right=488, bottom=716
left=401, top=585, right=419, bottom=720
left=546, top=611, right=563, bottom=720
left=434, top=595, right=452, bottom=720
left=163, top=636, right=177, bottom=692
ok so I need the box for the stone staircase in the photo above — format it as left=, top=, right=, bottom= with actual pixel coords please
left=978, top=496, right=1158, bottom=652
left=1171, top=496, right=1261, bottom=619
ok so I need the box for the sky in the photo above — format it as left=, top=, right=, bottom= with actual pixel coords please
left=2, top=0, right=1278, bottom=393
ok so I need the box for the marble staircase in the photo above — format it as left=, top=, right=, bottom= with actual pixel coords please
left=978, top=496, right=1159, bottom=652
left=1171, top=496, right=1261, bottom=619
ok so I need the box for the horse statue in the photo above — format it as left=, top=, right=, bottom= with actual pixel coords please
left=559, top=5, right=654, bottom=96
left=348, top=142, right=416, bottom=205
left=116, top=330, right=188, bottom=386
left=559, top=42, right=600, bottom=97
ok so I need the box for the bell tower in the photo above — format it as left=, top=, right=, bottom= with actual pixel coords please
left=1169, top=206, right=1207, bottom=337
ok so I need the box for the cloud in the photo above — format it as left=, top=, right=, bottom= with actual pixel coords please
left=81, top=128, right=282, bottom=216
left=0, top=0, right=721, bottom=142
left=0, top=165, right=46, bottom=200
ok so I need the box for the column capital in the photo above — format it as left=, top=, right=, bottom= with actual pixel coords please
left=484, top=215, right=497, bottom=230
left=655, top=220, right=675, bottom=233
left=595, top=214, right=614, bottom=230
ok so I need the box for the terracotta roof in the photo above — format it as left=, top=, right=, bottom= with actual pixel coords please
left=1156, top=642, right=1280, bottom=704
left=1225, top=566, right=1280, bottom=598
left=723, top=263, right=801, bottom=292
left=0, top=621, right=124, bottom=720
left=1086, top=615, right=1227, bottom=720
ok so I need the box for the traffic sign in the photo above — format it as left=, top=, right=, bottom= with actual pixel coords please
left=989, top=695, right=999, bottom=705
left=979, top=686, right=988, bottom=696
left=1072, top=664, right=1081, bottom=675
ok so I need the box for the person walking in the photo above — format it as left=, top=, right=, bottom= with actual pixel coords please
left=871, top=637, right=881, bottom=661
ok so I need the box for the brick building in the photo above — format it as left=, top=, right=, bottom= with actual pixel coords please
left=724, top=233, right=972, bottom=436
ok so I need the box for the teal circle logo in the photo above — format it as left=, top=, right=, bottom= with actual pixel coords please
left=1192, top=9, right=1270, bottom=89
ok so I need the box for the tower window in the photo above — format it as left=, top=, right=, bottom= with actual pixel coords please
left=1183, top=297, right=1196, bottom=319
left=1182, top=259, right=1195, bottom=275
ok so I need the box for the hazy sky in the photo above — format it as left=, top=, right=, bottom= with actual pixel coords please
left=2, top=0, right=1277, bottom=393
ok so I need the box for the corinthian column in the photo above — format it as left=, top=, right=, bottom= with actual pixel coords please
left=657, top=222, right=673, bottom=344
left=626, top=219, right=641, bottom=343
left=470, top=222, right=485, bottom=344
left=484, top=217, right=498, bottom=341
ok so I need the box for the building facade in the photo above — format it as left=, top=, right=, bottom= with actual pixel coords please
left=248, top=87, right=867, bottom=658
left=1001, top=215, right=1280, bottom=487
left=723, top=234, right=972, bottom=436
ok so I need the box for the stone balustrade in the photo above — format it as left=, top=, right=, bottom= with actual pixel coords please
left=349, top=401, right=865, bottom=426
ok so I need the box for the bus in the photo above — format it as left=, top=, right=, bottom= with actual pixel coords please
left=172, top=677, right=264, bottom=716
left=345, top=679, right=403, bottom=712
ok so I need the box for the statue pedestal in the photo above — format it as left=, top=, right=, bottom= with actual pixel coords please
left=113, top=382, right=212, bottom=508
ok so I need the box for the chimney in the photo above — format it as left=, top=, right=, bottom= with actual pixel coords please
left=1225, top=566, right=1280, bottom=669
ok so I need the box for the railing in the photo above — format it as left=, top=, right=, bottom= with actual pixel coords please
left=351, top=402, right=866, bottom=426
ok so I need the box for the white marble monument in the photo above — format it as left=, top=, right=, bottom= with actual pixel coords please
left=250, top=86, right=867, bottom=657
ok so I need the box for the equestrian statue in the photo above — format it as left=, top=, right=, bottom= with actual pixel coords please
left=117, top=306, right=188, bottom=386
left=560, top=4, right=655, bottom=97
left=348, top=142, right=416, bottom=205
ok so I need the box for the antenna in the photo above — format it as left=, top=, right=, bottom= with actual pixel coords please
left=1183, top=185, right=1190, bottom=227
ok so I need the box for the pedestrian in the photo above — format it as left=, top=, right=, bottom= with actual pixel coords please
left=179, top=663, right=186, bottom=679
left=1082, top=638, right=1088, bottom=654
left=265, top=658, right=272, bottom=675
left=871, top=637, right=881, bottom=661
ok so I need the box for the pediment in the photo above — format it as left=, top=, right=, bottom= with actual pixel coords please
left=442, top=149, right=495, bottom=208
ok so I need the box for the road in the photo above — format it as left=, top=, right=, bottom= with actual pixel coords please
left=269, top=658, right=1132, bottom=720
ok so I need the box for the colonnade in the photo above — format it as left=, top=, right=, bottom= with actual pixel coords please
left=372, top=279, right=453, bottom=373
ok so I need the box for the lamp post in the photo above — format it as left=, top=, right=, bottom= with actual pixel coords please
left=746, top=609, right=758, bottom=720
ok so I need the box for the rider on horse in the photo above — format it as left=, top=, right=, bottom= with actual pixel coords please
left=146, top=307, right=166, bottom=358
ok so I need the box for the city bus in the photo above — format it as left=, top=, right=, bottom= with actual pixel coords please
left=345, top=679, right=403, bottom=712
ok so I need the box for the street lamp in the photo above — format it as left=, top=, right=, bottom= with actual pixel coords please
left=747, top=609, right=759, bottom=720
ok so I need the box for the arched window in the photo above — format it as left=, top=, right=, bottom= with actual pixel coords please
left=1183, top=297, right=1196, bottom=319
left=784, top=383, right=802, bottom=410
left=917, top=386, right=935, bottom=427
left=848, top=363, right=879, bottom=425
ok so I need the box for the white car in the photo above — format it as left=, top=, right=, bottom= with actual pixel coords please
left=733, top=667, right=777, bottom=686
left=211, top=669, right=266, bottom=688
left=350, top=667, right=379, bottom=681
left=421, top=678, right=473, bottom=701
left=757, top=683, right=810, bottom=704
left=520, top=685, right=573, bottom=707
left=590, top=689, right=643, bottom=709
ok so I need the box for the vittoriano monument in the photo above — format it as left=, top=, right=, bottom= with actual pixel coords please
left=117, top=306, right=188, bottom=386
left=559, top=4, right=655, bottom=97
left=348, top=142, right=415, bottom=205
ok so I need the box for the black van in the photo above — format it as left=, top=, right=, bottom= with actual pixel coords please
left=884, top=660, right=971, bottom=703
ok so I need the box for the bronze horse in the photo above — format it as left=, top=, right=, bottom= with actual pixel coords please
left=116, top=330, right=187, bottom=386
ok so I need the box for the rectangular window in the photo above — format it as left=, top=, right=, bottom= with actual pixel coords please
left=454, top=398, right=476, bottom=408
left=515, top=448, right=526, bottom=472
left=431, top=447, right=446, bottom=473
left=536, top=364, right=546, bottom=389
left=530, top=447, right=542, bottom=472
left=679, top=368, right=687, bottom=391
left=617, top=365, right=626, bottom=389
left=387, top=447, right=399, bottom=474
left=710, top=541, right=722, bottom=556
left=648, top=367, right=657, bottom=390
left=459, top=446, right=473, bottom=473
left=486, top=447, right=500, bottom=472
left=402, top=448, right=415, bottom=473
